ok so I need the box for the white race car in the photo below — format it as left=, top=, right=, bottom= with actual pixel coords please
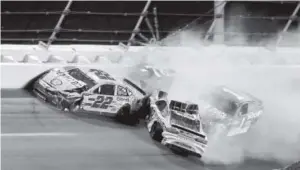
left=138, top=90, right=208, bottom=158
left=126, top=64, right=263, bottom=137
left=30, top=66, right=147, bottom=125
left=127, top=63, right=175, bottom=94
left=199, top=86, right=264, bottom=137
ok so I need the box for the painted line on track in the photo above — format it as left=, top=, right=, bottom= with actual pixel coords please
left=1, top=132, right=78, bottom=137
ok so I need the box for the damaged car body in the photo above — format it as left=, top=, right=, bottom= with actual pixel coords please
left=30, top=66, right=147, bottom=125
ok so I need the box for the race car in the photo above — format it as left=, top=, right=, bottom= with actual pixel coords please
left=126, top=63, right=175, bottom=94
left=138, top=90, right=208, bottom=158
left=126, top=63, right=263, bottom=137
left=198, top=86, right=264, bottom=137
left=273, top=161, right=300, bottom=170
left=30, top=66, right=147, bottom=125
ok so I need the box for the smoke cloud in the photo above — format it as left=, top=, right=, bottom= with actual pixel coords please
left=119, top=3, right=300, bottom=165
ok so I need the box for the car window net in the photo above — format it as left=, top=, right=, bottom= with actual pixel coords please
left=117, top=85, right=129, bottom=96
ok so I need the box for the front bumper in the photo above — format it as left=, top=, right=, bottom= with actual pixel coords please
left=33, top=80, right=77, bottom=108
left=161, top=131, right=207, bottom=157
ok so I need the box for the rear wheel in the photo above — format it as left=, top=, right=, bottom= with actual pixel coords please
left=150, top=122, right=163, bottom=142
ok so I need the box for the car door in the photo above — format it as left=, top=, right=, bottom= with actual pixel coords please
left=81, top=84, right=116, bottom=113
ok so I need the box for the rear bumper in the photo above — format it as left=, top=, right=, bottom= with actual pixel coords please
left=161, top=131, right=206, bottom=156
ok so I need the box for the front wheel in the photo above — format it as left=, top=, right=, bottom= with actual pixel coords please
left=69, top=101, right=81, bottom=113
left=136, top=97, right=151, bottom=119
left=116, top=105, right=139, bottom=126
left=150, top=122, right=163, bottom=142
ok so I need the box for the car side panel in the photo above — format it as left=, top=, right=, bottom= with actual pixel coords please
left=81, top=94, right=118, bottom=114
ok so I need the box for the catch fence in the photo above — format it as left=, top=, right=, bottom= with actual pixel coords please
left=1, top=1, right=299, bottom=48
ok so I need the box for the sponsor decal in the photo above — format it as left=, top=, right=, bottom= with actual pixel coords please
left=88, top=98, right=96, bottom=101
left=54, top=70, right=84, bottom=87
left=50, top=78, right=63, bottom=86
left=117, top=97, right=130, bottom=102
left=247, top=111, right=261, bottom=119
left=83, top=103, right=92, bottom=106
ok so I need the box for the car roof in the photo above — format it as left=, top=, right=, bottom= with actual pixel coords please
left=64, top=66, right=116, bottom=82
left=214, top=86, right=262, bottom=104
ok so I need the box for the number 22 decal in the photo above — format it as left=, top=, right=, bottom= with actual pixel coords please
left=91, top=96, right=113, bottom=109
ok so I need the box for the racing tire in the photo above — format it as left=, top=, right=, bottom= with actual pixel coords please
left=136, top=97, right=151, bottom=119
left=116, top=105, right=139, bottom=126
left=68, top=100, right=81, bottom=113
left=150, top=122, right=163, bottom=142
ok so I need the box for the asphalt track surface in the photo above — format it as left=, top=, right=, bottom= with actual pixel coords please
left=1, top=89, right=284, bottom=170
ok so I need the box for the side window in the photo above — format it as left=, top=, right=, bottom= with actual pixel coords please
left=155, top=100, right=167, bottom=112
left=186, top=104, right=199, bottom=115
left=117, top=85, right=129, bottom=96
left=94, top=84, right=115, bottom=96
left=240, top=103, right=248, bottom=115
left=127, top=88, right=133, bottom=96
left=117, top=86, right=133, bottom=96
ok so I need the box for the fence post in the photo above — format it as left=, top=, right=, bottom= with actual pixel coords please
left=276, top=2, right=300, bottom=47
left=213, top=0, right=226, bottom=44
left=46, top=0, right=73, bottom=48
left=127, top=0, right=152, bottom=46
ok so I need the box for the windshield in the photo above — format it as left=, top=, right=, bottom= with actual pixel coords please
left=88, top=69, right=115, bottom=81
left=67, top=68, right=96, bottom=89
left=169, top=100, right=199, bottom=115
left=208, top=94, right=238, bottom=116
left=169, top=100, right=187, bottom=113
left=171, top=111, right=200, bottom=132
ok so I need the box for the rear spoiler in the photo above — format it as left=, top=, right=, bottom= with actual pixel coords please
left=123, top=78, right=146, bottom=96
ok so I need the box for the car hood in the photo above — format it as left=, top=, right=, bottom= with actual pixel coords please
left=42, top=70, right=87, bottom=91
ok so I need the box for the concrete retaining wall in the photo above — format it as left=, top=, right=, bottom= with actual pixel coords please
left=1, top=44, right=300, bottom=64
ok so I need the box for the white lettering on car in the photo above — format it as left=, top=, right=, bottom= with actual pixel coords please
left=53, top=70, right=84, bottom=87
left=117, top=97, right=130, bottom=102
left=247, top=111, right=261, bottom=119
